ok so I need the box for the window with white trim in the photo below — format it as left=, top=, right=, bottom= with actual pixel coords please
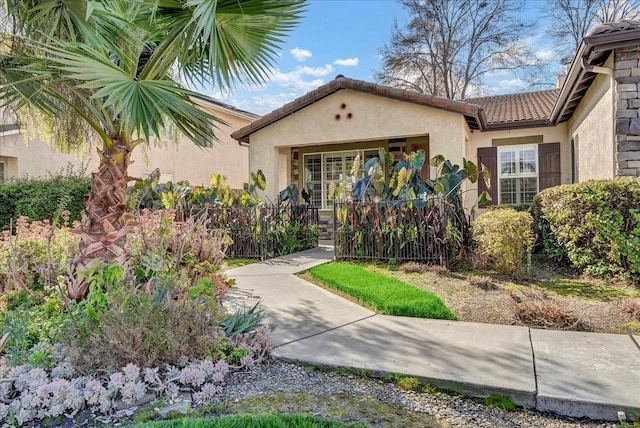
left=498, top=145, right=538, bottom=205
left=303, top=149, right=379, bottom=209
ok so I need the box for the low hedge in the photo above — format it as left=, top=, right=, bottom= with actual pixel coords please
left=0, top=174, right=91, bottom=230
left=533, top=178, right=640, bottom=279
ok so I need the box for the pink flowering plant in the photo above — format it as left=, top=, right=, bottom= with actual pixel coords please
left=0, top=213, right=80, bottom=293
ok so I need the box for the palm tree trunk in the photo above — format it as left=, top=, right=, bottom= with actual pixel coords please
left=66, top=138, right=136, bottom=301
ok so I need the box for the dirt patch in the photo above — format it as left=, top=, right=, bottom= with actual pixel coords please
left=366, top=264, right=640, bottom=334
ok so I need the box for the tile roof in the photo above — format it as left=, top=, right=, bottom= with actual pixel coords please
left=465, top=89, right=560, bottom=128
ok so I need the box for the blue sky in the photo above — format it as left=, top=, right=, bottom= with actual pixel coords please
left=209, top=0, right=560, bottom=115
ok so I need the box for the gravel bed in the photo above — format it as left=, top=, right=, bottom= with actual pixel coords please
left=218, top=360, right=618, bottom=428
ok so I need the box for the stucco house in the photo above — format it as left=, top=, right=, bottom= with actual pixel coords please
left=0, top=95, right=257, bottom=190
left=232, top=21, right=640, bottom=235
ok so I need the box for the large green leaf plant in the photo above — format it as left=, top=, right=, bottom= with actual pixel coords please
left=333, top=148, right=490, bottom=210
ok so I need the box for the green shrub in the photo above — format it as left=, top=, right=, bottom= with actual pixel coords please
left=0, top=297, right=68, bottom=364
left=0, top=172, right=91, bottom=231
left=533, top=179, right=640, bottom=279
left=472, top=208, right=534, bottom=277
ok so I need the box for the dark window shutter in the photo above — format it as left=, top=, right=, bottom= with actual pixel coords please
left=538, top=142, right=561, bottom=191
left=477, top=147, right=497, bottom=206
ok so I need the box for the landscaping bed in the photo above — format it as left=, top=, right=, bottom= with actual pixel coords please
left=300, top=259, right=640, bottom=334
left=368, top=261, right=640, bottom=334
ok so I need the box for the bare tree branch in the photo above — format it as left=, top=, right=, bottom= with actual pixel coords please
left=545, top=0, right=640, bottom=64
left=376, top=0, right=534, bottom=99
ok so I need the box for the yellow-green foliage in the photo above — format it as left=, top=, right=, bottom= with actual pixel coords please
left=473, top=208, right=534, bottom=277
left=396, top=376, right=421, bottom=391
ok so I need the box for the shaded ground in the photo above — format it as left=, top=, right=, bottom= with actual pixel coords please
left=361, top=262, right=640, bottom=334
left=209, top=361, right=614, bottom=428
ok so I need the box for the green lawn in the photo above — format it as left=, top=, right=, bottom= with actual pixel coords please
left=128, top=414, right=365, bottom=428
left=309, top=262, right=456, bottom=320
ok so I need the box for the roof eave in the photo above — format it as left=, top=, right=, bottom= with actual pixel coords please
left=485, top=119, right=554, bottom=130
left=551, top=25, right=640, bottom=124
left=191, top=94, right=259, bottom=120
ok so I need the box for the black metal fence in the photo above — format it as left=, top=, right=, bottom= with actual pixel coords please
left=184, top=203, right=319, bottom=259
left=333, top=197, right=469, bottom=265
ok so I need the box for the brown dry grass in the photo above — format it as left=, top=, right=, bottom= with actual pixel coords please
left=510, top=288, right=584, bottom=330
left=467, top=276, right=495, bottom=290
left=367, top=264, right=640, bottom=333
left=615, top=298, right=640, bottom=320
left=400, top=262, right=449, bottom=275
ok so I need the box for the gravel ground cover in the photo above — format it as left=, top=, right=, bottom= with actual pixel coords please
left=215, top=361, right=617, bottom=428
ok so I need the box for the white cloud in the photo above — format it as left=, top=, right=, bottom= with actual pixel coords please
left=251, top=92, right=299, bottom=110
left=268, top=65, right=334, bottom=91
left=535, top=50, right=557, bottom=62
left=290, top=47, right=312, bottom=62
left=498, top=78, right=528, bottom=91
left=207, top=64, right=337, bottom=115
left=333, top=57, right=359, bottom=67
left=484, top=69, right=512, bottom=78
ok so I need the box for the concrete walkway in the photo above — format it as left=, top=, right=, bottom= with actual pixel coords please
left=225, top=246, right=640, bottom=422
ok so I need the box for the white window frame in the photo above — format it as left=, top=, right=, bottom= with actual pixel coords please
left=497, top=144, right=539, bottom=205
left=303, top=149, right=379, bottom=210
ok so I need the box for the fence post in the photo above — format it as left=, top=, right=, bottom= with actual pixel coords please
left=260, top=208, right=265, bottom=261
left=333, top=202, right=337, bottom=260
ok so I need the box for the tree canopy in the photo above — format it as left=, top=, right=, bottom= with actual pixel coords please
left=375, top=0, right=534, bottom=99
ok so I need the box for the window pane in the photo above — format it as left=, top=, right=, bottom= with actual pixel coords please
left=500, top=178, right=516, bottom=204
left=500, top=177, right=537, bottom=204
left=303, top=154, right=322, bottom=208
left=519, top=147, right=536, bottom=174
left=498, top=145, right=539, bottom=204
left=520, top=177, right=537, bottom=203
left=324, top=154, right=344, bottom=182
left=500, top=151, right=516, bottom=175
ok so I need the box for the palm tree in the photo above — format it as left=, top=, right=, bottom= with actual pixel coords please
left=0, top=0, right=303, bottom=301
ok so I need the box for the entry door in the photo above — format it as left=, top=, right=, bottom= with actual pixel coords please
left=412, top=143, right=430, bottom=181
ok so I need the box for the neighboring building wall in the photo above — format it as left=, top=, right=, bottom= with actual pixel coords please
left=129, top=101, right=253, bottom=190
left=0, top=131, right=96, bottom=180
left=248, top=89, right=468, bottom=201
left=569, top=55, right=615, bottom=181
left=614, top=47, right=640, bottom=176
left=0, top=100, right=254, bottom=189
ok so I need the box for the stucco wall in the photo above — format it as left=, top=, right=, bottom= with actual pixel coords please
left=248, top=89, right=467, bottom=200
left=568, top=54, right=615, bottom=180
left=0, top=131, right=97, bottom=178
left=129, top=102, right=253, bottom=189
